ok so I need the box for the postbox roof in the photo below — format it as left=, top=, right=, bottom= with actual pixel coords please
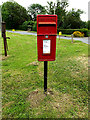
left=37, top=15, right=57, bottom=17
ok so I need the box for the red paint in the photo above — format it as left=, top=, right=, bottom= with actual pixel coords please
left=37, top=15, right=57, bottom=61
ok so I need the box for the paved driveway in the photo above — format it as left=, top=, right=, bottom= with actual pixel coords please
left=7, top=30, right=89, bottom=44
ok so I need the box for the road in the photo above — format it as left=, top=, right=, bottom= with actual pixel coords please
left=7, top=30, right=89, bottom=44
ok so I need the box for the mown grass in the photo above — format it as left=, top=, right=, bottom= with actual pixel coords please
left=1, top=32, right=88, bottom=118
left=0, top=31, right=2, bottom=120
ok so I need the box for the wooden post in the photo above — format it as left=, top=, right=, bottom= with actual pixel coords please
left=71, top=34, right=73, bottom=43
left=2, top=22, right=7, bottom=56
left=3, top=33, right=7, bottom=56
left=59, top=32, right=62, bottom=40
left=59, top=35, right=60, bottom=40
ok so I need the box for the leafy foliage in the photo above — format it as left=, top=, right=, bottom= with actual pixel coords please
left=19, top=21, right=37, bottom=31
left=46, top=1, right=69, bottom=28
left=62, top=8, right=84, bottom=29
left=28, top=4, right=46, bottom=21
left=55, top=1, right=69, bottom=27
left=1, top=0, right=88, bottom=30
left=1, top=1, right=29, bottom=29
left=86, top=20, right=90, bottom=30
left=46, top=1, right=54, bottom=14
left=46, top=1, right=86, bottom=29
left=32, top=21, right=37, bottom=31
left=19, top=21, right=34, bottom=31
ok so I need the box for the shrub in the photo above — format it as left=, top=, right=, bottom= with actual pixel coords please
left=57, top=28, right=88, bottom=37
left=32, top=21, right=37, bottom=31
left=19, top=21, right=29, bottom=31
left=19, top=21, right=34, bottom=31
left=73, top=31, right=84, bottom=37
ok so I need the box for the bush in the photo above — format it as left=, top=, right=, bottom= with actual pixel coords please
left=32, top=21, right=37, bottom=31
left=19, top=21, right=34, bottom=31
left=57, top=28, right=89, bottom=37
left=2, top=1, right=29, bottom=29
left=19, top=21, right=29, bottom=31
left=73, top=31, right=84, bottom=37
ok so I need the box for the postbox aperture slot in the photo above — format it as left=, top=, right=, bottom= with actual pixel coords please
left=43, top=40, right=51, bottom=54
left=38, top=24, right=56, bottom=27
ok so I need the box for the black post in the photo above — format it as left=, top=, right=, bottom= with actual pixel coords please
left=3, top=34, right=7, bottom=56
left=2, top=22, right=7, bottom=56
left=44, top=61, right=47, bottom=93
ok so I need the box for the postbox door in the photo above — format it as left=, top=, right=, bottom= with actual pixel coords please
left=37, top=35, right=56, bottom=61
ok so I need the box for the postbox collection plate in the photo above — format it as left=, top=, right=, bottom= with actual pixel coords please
left=43, top=40, right=51, bottom=54
left=37, top=15, right=57, bottom=61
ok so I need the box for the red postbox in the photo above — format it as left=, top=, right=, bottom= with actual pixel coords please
left=37, top=15, right=57, bottom=61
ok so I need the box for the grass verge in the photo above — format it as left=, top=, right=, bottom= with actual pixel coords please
left=2, top=32, right=88, bottom=118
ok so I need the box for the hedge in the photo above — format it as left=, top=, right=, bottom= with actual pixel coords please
left=88, top=30, right=90, bottom=37
left=57, top=28, right=88, bottom=37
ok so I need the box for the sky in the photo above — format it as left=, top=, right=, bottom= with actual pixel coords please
left=0, top=0, right=89, bottom=21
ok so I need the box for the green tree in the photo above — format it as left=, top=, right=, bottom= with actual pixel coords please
left=80, top=21, right=87, bottom=28
left=55, top=1, right=68, bottom=27
left=1, top=1, right=29, bottom=29
left=63, top=8, right=84, bottom=29
left=86, top=20, right=90, bottom=29
left=46, top=0, right=69, bottom=28
left=46, top=1, right=54, bottom=14
left=28, top=4, right=46, bottom=21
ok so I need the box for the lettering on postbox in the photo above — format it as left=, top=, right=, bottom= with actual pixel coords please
left=37, top=15, right=57, bottom=61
